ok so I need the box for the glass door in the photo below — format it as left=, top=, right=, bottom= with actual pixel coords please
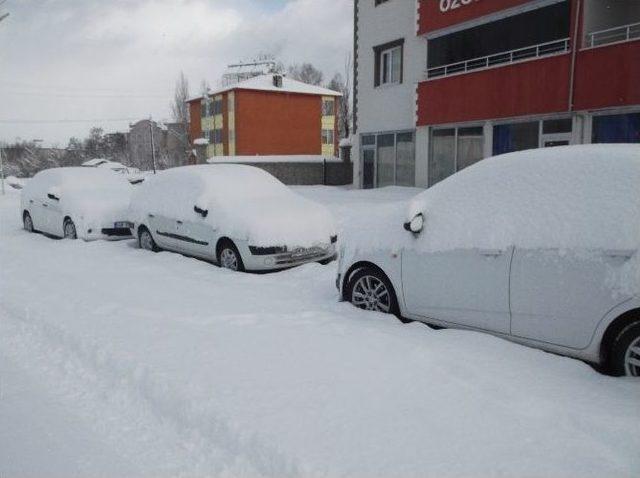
left=362, top=148, right=375, bottom=189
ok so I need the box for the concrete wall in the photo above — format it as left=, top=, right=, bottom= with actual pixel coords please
left=226, top=160, right=353, bottom=186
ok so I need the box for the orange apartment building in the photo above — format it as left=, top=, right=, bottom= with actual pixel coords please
left=187, top=74, right=342, bottom=159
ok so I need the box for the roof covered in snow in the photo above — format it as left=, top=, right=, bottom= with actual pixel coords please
left=82, top=158, right=110, bottom=167
left=188, top=74, right=342, bottom=102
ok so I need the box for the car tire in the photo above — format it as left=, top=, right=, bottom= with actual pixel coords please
left=23, top=211, right=34, bottom=233
left=217, top=240, right=245, bottom=272
left=346, top=266, right=401, bottom=318
left=609, top=320, right=640, bottom=377
left=138, top=226, right=159, bottom=252
left=63, top=218, right=77, bottom=239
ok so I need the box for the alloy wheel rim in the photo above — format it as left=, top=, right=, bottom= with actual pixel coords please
left=351, top=275, right=391, bottom=312
left=140, top=231, right=154, bottom=250
left=64, top=221, right=76, bottom=239
left=624, top=337, right=640, bottom=377
left=220, top=248, right=238, bottom=270
left=24, top=215, right=33, bottom=231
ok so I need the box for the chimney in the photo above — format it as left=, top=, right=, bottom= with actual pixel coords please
left=273, top=74, right=283, bottom=88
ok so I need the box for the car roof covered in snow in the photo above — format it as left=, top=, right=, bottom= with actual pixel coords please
left=147, top=164, right=289, bottom=200
left=407, top=144, right=640, bottom=252
left=27, top=167, right=132, bottom=192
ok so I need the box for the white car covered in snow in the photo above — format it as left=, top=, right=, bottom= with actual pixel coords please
left=129, top=165, right=337, bottom=272
left=21, top=167, right=134, bottom=240
left=337, top=145, right=640, bottom=376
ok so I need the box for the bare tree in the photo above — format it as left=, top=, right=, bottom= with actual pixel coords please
left=327, top=54, right=353, bottom=139
left=287, top=63, right=323, bottom=85
left=170, top=71, right=190, bottom=129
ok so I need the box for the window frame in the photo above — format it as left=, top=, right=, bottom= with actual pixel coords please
left=374, top=39, right=404, bottom=87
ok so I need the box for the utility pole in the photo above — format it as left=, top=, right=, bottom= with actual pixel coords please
left=149, top=118, right=157, bottom=174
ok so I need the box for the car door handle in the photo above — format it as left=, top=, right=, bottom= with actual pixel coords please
left=479, top=249, right=504, bottom=257
left=42, top=203, right=48, bottom=207
left=176, top=220, right=183, bottom=225
left=148, top=214, right=155, bottom=218
left=29, top=199, right=34, bottom=204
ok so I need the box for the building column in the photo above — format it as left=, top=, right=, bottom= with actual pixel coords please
left=415, top=126, right=429, bottom=188
left=483, top=121, right=493, bottom=158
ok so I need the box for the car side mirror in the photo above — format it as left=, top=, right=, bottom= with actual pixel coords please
left=47, top=193, right=60, bottom=201
left=194, top=205, right=208, bottom=218
left=403, top=213, right=424, bottom=234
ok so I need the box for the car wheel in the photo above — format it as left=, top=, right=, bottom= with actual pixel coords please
left=609, top=321, right=640, bottom=377
left=23, top=212, right=34, bottom=232
left=139, top=227, right=159, bottom=252
left=346, top=267, right=399, bottom=316
left=63, top=218, right=77, bottom=239
left=217, top=240, right=245, bottom=272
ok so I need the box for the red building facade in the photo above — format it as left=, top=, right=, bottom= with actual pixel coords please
left=353, top=0, right=639, bottom=189
left=416, top=0, right=640, bottom=186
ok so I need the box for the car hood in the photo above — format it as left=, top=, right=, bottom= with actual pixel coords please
left=217, top=195, right=337, bottom=248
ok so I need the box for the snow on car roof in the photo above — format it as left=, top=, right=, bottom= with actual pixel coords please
left=151, top=164, right=290, bottom=200
left=29, top=167, right=131, bottom=192
left=407, top=144, right=640, bottom=253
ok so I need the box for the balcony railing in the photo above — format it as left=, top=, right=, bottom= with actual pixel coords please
left=426, top=38, right=571, bottom=80
left=586, top=21, right=640, bottom=48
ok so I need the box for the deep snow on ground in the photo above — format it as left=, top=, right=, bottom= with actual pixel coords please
left=1, top=185, right=640, bottom=478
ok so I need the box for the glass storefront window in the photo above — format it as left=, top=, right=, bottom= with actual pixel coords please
left=376, top=134, right=396, bottom=187
left=456, top=127, right=484, bottom=171
left=493, top=121, right=539, bottom=155
left=396, top=132, right=415, bottom=187
left=429, top=129, right=456, bottom=187
left=592, top=113, right=640, bottom=143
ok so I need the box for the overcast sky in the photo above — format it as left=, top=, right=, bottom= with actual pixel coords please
left=0, top=0, right=353, bottom=146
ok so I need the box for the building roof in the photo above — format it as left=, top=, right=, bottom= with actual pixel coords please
left=187, top=74, right=342, bottom=102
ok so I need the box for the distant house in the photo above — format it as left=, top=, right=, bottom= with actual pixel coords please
left=128, top=119, right=189, bottom=170
left=82, top=158, right=139, bottom=175
left=187, top=74, right=342, bottom=159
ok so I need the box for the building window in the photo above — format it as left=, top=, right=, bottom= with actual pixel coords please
left=212, top=98, right=223, bottom=116
left=361, top=131, right=415, bottom=188
left=493, top=122, right=539, bottom=156
left=212, top=129, right=223, bottom=144
left=322, top=99, right=335, bottom=116
left=429, top=126, right=484, bottom=187
left=322, top=129, right=335, bottom=145
left=427, top=1, right=570, bottom=78
left=396, top=132, right=416, bottom=187
left=201, top=99, right=210, bottom=118
left=592, top=112, right=640, bottom=143
left=374, top=39, right=404, bottom=87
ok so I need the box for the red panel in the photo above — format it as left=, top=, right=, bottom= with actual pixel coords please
left=417, top=55, right=571, bottom=126
left=188, top=100, right=201, bottom=144
left=236, top=90, right=321, bottom=156
left=419, top=0, right=531, bottom=35
left=573, top=41, right=640, bottom=111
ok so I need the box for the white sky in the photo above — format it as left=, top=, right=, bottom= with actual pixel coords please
left=0, top=0, right=353, bottom=146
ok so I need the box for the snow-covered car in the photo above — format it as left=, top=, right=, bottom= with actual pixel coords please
left=129, top=165, right=337, bottom=272
left=21, top=167, right=134, bottom=240
left=337, top=145, right=640, bottom=376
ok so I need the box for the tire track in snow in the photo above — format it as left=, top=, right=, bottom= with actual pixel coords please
left=0, top=302, right=304, bottom=478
